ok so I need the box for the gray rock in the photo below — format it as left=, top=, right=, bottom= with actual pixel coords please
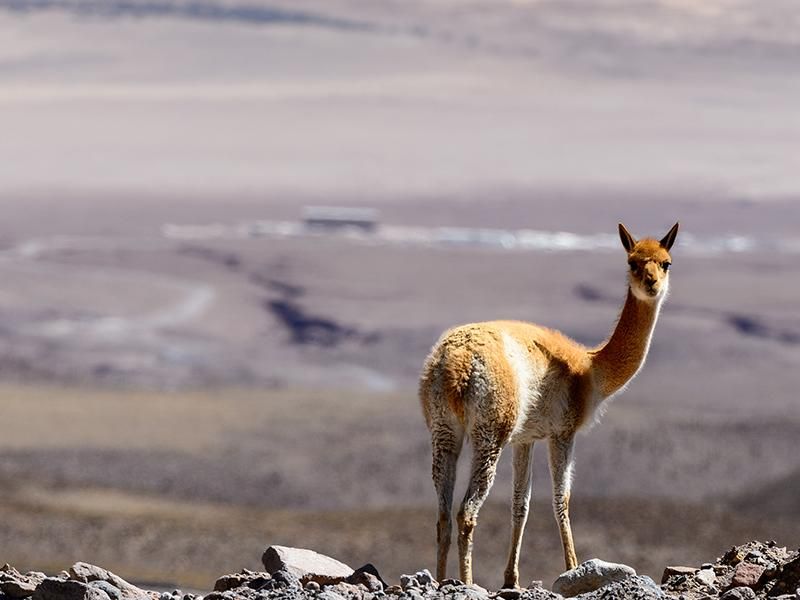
left=262, top=547, right=353, bottom=586
left=465, top=584, right=489, bottom=598
left=270, top=571, right=301, bottom=590
left=346, top=572, right=382, bottom=593
left=347, top=566, right=387, bottom=592
left=1, top=566, right=47, bottom=599
left=326, top=582, right=371, bottom=600
left=68, top=564, right=151, bottom=600
left=573, top=575, right=664, bottom=599
left=304, top=582, right=320, bottom=592
left=413, top=572, right=435, bottom=588
left=32, top=579, right=109, bottom=600
left=526, top=582, right=543, bottom=590
left=440, top=584, right=489, bottom=600
left=768, top=555, right=800, bottom=597
left=552, top=560, right=637, bottom=597
left=519, top=589, right=563, bottom=600
left=214, top=572, right=270, bottom=593
left=720, top=587, right=756, bottom=600
left=247, top=576, right=273, bottom=591
left=87, top=583, right=120, bottom=600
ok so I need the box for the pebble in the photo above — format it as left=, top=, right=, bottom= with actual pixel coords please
left=385, top=585, right=402, bottom=595
left=400, top=575, right=419, bottom=591
left=305, top=581, right=321, bottom=592
left=744, top=551, right=763, bottom=562
left=695, top=569, right=717, bottom=586
left=720, top=587, right=756, bottom=600
left=348, top=572, right=383, bottom=593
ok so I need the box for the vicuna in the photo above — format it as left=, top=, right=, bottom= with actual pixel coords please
left=419, top=222, right=679, bottom=587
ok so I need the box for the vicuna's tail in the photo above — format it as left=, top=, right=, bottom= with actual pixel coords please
left=420, top=343, right=473, bottom=429
left=442, top=345, right=473, bottom=425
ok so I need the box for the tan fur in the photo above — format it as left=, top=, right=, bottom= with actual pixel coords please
left=420, top=222, right=678, bottom=587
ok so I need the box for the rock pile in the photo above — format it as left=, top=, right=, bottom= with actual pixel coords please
left=2, top=541, right=798, bottom=600
left=662, top=541, right=800, bottom=599
left=1, top=562, right=161, bottom=600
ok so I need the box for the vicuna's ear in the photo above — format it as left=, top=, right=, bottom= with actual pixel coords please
left=660, top=222, right=679, bottom=251
left=618, top=223, right=636, bottom=253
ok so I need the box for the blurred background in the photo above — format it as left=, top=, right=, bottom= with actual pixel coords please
left=1, top=0, right=799, bottom=590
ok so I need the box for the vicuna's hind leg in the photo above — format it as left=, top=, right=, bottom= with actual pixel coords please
left=549, top=435, right=578, bottom=570
left=431, top=423, right=464, bottom=582
left=503, top=442, right=534, bottom=589
left=457, top=435, right=504, bottom=585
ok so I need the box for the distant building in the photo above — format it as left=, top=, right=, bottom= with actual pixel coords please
left=303, top=206, right=379, bottom=233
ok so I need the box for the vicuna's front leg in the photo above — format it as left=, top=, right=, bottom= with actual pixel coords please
left=503, top=442, right=534, bottom=589
left=457, top=437, right=503, bottom=585
left=549, top=435, right=578, bottom=571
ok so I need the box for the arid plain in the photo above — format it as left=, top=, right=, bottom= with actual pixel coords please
left=1, top=0, right=799, bottom=592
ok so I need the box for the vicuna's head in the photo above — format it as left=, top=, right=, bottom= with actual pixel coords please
left=619, top=222, right=679, bottom=302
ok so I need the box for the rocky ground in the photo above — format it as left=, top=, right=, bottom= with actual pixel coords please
left=3, top=542, right=798, bottom=600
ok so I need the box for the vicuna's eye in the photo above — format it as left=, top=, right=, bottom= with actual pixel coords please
left=662, top=261, right=671, bottom=271
left=629, top=261, right=639, bottom=273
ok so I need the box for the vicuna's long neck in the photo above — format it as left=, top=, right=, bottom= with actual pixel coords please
left=590, top=287, right=663, bottom=399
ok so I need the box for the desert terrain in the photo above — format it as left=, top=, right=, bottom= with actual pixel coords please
left=0, top=0, right=799, bottom=592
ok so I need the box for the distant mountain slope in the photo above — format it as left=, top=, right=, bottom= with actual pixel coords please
left=0, top=0, right=367, bottom=30
left=3, top=0, right=800, bottom=66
